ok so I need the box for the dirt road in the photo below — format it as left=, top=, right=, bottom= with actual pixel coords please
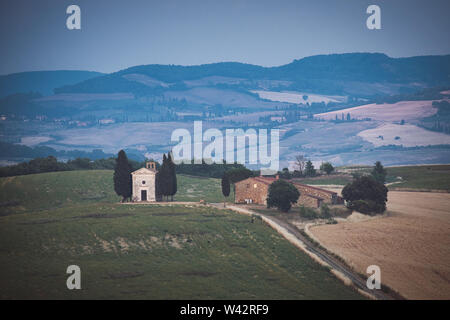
left=211, top=203, right=395, bottom=300
left=130, top=201, right=397, bottom=299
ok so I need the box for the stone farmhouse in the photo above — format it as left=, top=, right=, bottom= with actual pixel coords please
left=234, top=175, right=342, bottom=208
left=131, top=161, right=157, bottom=202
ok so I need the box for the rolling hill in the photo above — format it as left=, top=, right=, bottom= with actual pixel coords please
left=0, top=170, right=362, bottom=299
left=1, top=53, right=450, bottom=168
left=0, top=70, right=104, bottom=98
left=54, top=53, right=450, bottom=97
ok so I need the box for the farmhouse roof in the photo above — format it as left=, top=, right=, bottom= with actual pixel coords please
left=292, top=182, right=337, bottom=195
left=131, top=167, right=157, bottom=175
left=252, top=176, right=277, bottom=185
left=237, top=176, right=337, bottom=196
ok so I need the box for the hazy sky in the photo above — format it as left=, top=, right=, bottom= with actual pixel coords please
left=1, top=0, right=449, bottom=75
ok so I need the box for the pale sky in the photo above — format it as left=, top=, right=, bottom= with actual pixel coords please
left=1, top=0, right=449, bottom=74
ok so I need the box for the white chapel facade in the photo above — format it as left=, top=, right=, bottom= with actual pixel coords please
left=131, top=161, right=157, bottom=202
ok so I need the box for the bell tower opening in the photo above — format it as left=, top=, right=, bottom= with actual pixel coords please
left=146, top=161, right=156, bottom=171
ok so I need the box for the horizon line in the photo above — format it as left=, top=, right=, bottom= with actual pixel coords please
left=2, top=51, right=450, bottom=77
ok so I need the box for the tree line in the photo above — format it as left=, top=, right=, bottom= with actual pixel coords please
left=276, top=156, right=335, bottom=179
left=0, top=150, right=251, bottom=179
left=0, top=155, right=142, bottom=178
left=0, top=141, right=113, bottom=161
left=175, top=160, right=251, bottom=178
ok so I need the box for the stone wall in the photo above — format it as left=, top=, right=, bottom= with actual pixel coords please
left=235, top=178, right=269, bottom=204
left=296, top=194, right=322, bottom=208
left=293, top=183, right=337, bottom=204
left=132, top=173, right=156, bottom=202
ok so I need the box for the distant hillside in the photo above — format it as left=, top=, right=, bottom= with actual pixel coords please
left=272, top=53, right=450, bottom=84
left=55, top=53, right=450, bottom=97
left=54, top=62, right=267, bottom=96
left=0, top=70, right=104, bottom=98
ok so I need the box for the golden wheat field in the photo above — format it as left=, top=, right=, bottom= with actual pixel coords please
left=309, top=191, right=450, bottom=299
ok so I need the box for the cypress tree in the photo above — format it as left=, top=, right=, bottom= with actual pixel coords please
left=155, top=169, right=162, bottom=201
left=371, top=161, right=387, bottom=184
left=304, top=160, right=316, bottom=177
left=168, top=152, right=177, bottom=201
left=221, top=173, right=230, bottom=207
left=113, top=150, right=132, bottom=202
left=160, top=153, right=175, bottom=201
left=160, top=154, right=169, bottom=201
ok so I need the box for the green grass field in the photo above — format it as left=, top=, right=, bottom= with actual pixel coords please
left=386, top=165, right=450, bottom=191
left=0, top=171, right=232, bottom=216
left=0, top=170, right=361, bottom=299
left=335, top=165, right=450, bottom=191
left=175, top=174, right=235, bottom=203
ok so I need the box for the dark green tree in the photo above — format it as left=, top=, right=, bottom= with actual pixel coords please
left=36, top=156, right=60, bottom=172
left=342, top=175, right=388, bottom=214
left=320, top=162, right=334, bottom=175
left=304, top=160, right=316, bottom=177
left=279, top=167, right=292, bottom=179
left=69, top=157, right=92, bottom=169
left=371, top=161, right=387, bottom=184
left=267, top=180, right=300, bottom=212
left=159, top=154, right=170, bottom=201
left=167, top=152, right=177, bottom=201
left=113, top=150, right=132, bottom=202
left=155, top=169, right=162, bottom=201
left=221, top=173, right=230, bottom=207
left=174, top=160, right=247, bottom=178
left=226, top=167, right=253, bottom=184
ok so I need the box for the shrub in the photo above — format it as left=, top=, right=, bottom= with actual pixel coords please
left=299, top=205, right=319, bottom=219
left=330, top=206, right=352, bottom=217
left=351, top=200, right=386, bottom=215
left=342, top=175, right=388, bottom=214
left=320, top=203, right=331, bottom=218
left=350, top=200, right=371, bottom=214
